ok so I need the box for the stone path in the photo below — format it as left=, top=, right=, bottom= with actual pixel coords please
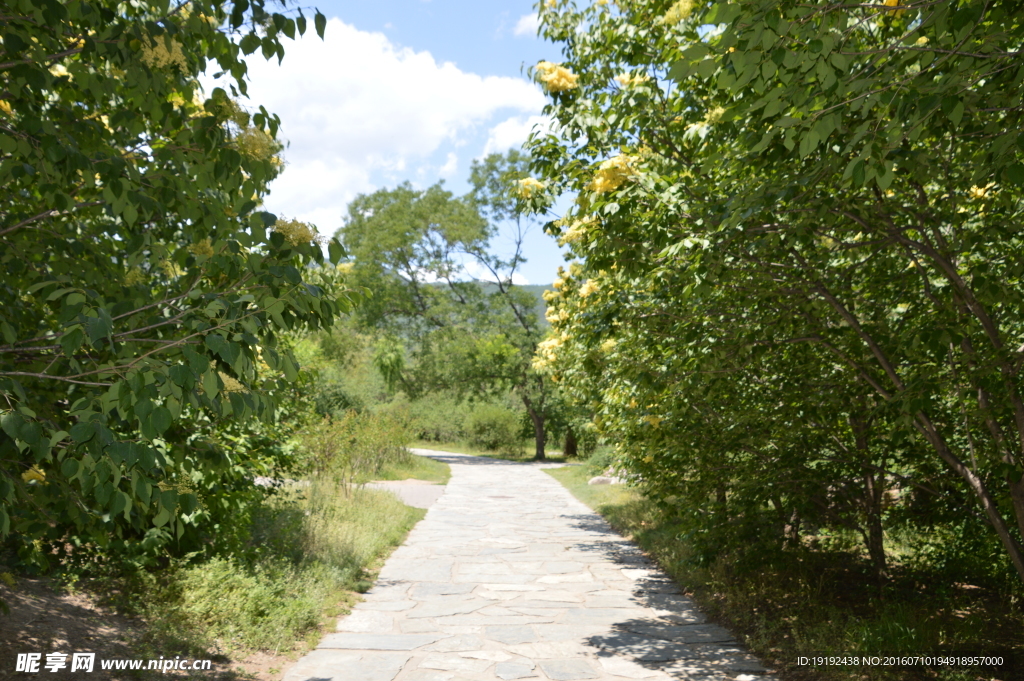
left=283, top=451, right=775, bottom=681
left=363, top=478, right=446, bottom=509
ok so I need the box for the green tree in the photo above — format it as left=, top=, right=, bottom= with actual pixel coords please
left=339, top=155, right=560, bottom=459
left=0, top=0, right=350, bottom=566
left=528, top=0, right=1024, bottom=583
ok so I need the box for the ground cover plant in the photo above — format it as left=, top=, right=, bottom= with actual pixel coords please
left=546, top=458, right=1023, bottom=681
left=3, top=417, right=442, bottom=676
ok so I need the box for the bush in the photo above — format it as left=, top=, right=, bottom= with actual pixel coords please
left=466, top=404, right=523, bottom=456
left=296, top=411, right=411, bottom=493
left=380, top=394, right=470, bottom=443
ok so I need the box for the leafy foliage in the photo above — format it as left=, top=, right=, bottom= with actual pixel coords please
left=0, top=0, right=346, bottom=567
left=528, top=0, right=1024, bottom=584
left=337, top=154, right=564, bottom=459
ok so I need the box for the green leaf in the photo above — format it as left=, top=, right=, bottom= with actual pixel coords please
left=798, top=130, right=821, bottom=158
left=153, top=505, right=171, bottom=527
left=1005, top=163, right=1024, bottom=187
left=239, top=33, right=260, bottom=55
left=328, top=239, right=345, bottom=265
left=59, top=327, right=85, bottom=357
left=851, top=159, right=866, bottom=186
left=150, top=406, right=172, bottom=434
left=69, top=422, right=95, bottom=443
left=85, top=314, right=112, bottom=347
left=61, top=458, right=79, bottom=479
left=111, top=490, right=130, bottom=520
left=314, top=10, right=326, bottom=39
left=1, top=412, right=24, bottom=440
left=202, top=370, right=220, bottom=400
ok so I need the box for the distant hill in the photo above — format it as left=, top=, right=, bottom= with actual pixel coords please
left=476, top=283, right=552, bottom=327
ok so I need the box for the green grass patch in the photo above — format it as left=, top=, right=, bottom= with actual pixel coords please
left=544, top=465, right=1024, bottom=681
left=370, top=450, right=451, bottom=484
left=91, top=463, right=441, bottom=670
left=410, top=438, right=572, bottom=463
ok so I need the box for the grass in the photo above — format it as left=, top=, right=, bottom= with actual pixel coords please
left=409, top=438, right=575, bottom=463
left=370, top=449, right=451, bottom=484
left=91, top=452, right=449, bottom=673
left=544, top=463, right=1024, bottom=681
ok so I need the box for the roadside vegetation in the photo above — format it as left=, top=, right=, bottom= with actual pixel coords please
left=5, top=0, right=1024, bottom=679
left=547, top=456, right=1023, bottom=681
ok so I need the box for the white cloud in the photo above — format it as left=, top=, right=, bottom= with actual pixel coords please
left=482, top=114, right=551, bottom=157
left=231, top=18, right=546, bottom=233
left=513, top=13, right=540, bottom=37
left=439, top=152, right=459, bottom=179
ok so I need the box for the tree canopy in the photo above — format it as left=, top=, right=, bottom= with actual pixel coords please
left=337, top=153, right=565, bottom=459
left=0, top=0, right=349, bottom=566
left=527, top=0, right=1024, bottom=584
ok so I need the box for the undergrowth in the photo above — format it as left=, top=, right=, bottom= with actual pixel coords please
left=57, top=450, right=444, bottom=672
left=545, top=462, right=1024, bottom=681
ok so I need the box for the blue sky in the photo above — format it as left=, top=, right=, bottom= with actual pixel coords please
left=234, top=0, right=569, bottom=285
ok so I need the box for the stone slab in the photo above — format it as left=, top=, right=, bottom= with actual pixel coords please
left=317, top=633, right=447, bottom=650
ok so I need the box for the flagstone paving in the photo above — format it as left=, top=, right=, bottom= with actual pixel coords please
left=282, top=450, right=776, bottom=681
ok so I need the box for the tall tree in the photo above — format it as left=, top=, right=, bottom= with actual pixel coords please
left=339, top=154, right=559, bottom=459
left=0, top=0, right=348, bottom=563
left=527, top=0, right=1024, bottom=582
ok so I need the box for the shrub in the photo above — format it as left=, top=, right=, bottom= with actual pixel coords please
left=296, top=412, right=411, bottom=494
left=466, top=404, right=523, bottom=455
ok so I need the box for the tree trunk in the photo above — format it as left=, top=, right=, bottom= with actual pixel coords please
left=564, top=428, right=578, bottom=458
left=850, top=412, right=887, bottom=582
left=521, top=394, right=546, bottom=461
left=864, top=470, right=887, bottom=583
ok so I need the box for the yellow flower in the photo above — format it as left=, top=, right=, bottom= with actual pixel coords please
left=703, top=106, right=726, bottom=125
left=542, top=289, right=559, bottom=302
left=140, top=37, right=188, bottom=71
left=545, top=307, right=566, bottom=323
left=536, top=61, right=579, bottom=93
left=600, top=338, right=617, bottom=353
left=0, top=99, right=12, bottom=117
left=596, top=0, right=608, bottom=5
left=274, top=218, right=322, bottom=246
left=337, top=262, right=354, bottom=274
left=188, top=238, right=215, bottom=258
left=22, top=466, right=46, bottom=483
left=160, top=260, right=184, bottom=278
left=578, top=279, right=599, bottom=297
left=124, top=267, right=146, bottom=286
left=517, top=177, right=546, bottom=198
left=915, top=36, right=929, bottom=45
left=558, top=215, right=595, bottom=246
left=233, top=126, right=280, bottom=162
left=615, top=73, right=650, bottom=88
left=643, top=454, right=655, bottom=463
left=49, top=64, right=70, bottom=79
left=532, top=335, right=564, bottom=371
left=969, top=182, right=995, bottom=199
left=882, top=0, right=905, bottom=15
left=659, top=0, right=695, bottom=24
left=643, top=415, right=662, bottom=427
left=589, top=154, right=635, bottom=193
left=546, top=0, right=557, bottom=7
left=218, top=372, right=247, bottom=393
